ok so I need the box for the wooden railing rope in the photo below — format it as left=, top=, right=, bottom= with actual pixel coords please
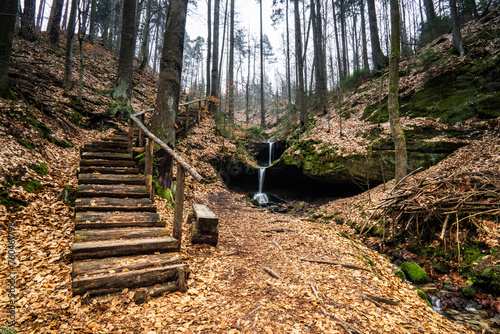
left=128, top=99, right=205, bottom=248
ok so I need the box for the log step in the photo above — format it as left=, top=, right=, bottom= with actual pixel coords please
left=78, top=173, right=144, bottom=185
left=73, top=263, right=186, bottom=296
left=79, top=166, right=140, bottom=174
left=75, top=197, right=156, bottom=212
left=89, top=141, right=129, bottom=148
left=77, top=184, right=148, bottom=198
left=81, top=152, right=132, bottom=160
left=72, top=252, right=182, bottom=278
left=80, top=159, right=137, bottom=167
left=75, top=211, right=160, bottom=229
left=81, top=146, right=128, bottom=153
left=75, top=227, right=169, bottom=242
left=72, top=237, right=179, bottom=260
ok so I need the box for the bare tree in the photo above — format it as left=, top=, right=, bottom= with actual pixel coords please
left=206, top=0, right=212, bottom=97
left=20, top=0, right=37, bottom=41
left=388, top=0, right=407, bottom=183
left=228, top=0, right=235, bottom=123
left=450, top=0, right=464, bottom=56
left=63, top=0, right=80, bottom=89
left=0, top=0, right=18, bottom=99
left=150, top=0, right=189, bottom=188
left=423, top=0, right=438, bottom=40
left=367, top=0, right=388, bottom=70
left=259, top=0, right=265, bottom=128
left=209, top=0, right=220, bottom=114
left=294, top=0, right=306, bottom=128
left=49, top=0, right=65, bottom=45
left=114, top=0, right=137, bottom=101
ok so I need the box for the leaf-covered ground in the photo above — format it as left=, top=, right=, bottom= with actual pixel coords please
left=0, top=25, right=496, bottom=334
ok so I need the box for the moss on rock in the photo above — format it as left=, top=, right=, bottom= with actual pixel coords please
left=30, top=162, right=49, bottom=176
left=23, top=180, right=44, bottom=193
left=401, top=261, right=429, bottom=284
left=417, top=289, right=432, bottom=307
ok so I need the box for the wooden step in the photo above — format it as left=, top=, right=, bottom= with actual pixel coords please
left=72, top=252, right=182, bottom=278
left=77, top=184, right=148, bottom=198
left=79, top=166, right=140, bottom=174
left=75, top=227, right=169, bottom=242
left=78, top=174, right=144, bottom=185
left=75, top=212, right=161, bottom=229
left=81, top=146, right=128, bottom=153
left=75, top=198, right=156, bottom=212
left=72, top=263, right=186, bottom=296
left=80, top=159, right=137, bottom=167
left=72, top=237, right=179, bottom=260
left=90, top=141, right=129, bottom=148
left=81, top=152, right=132, bottom=160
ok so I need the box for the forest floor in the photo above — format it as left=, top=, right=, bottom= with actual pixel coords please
left=0, top=26, right=498, bottom=334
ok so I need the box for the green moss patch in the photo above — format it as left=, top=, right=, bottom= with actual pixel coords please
left=401, top=262, right=429, bottom=284
left=0, top=190, right=28, bottom=210
left=61, top=186, right=77, bottom=206
left=30, top=162, right=49, bottom=175
left=23, top=180, right=44, bottom=193
left=417, top=289, right=432, bottom=307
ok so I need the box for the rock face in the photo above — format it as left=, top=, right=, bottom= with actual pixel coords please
left=279, top=138, right=464, bottom=185
left=469, top=253, right=500, bottom=293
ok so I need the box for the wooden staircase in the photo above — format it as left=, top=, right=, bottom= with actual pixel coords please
left=72, top=130, right=187, bottom=298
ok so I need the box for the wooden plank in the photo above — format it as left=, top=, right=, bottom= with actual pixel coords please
left=75, top=227, right=169, bottom=242
left=73, top=264, right=186, bottom=295
left=75, top=213, right=160, bottom=230
left=173, top=166, right=185, bottom=245
left=77, top=184, right=149, bottom=198
left=80, top=159, right=137, bottom=167
left=89, top=141, right=129, bottom=148
left=81, top=146, right=128, bottom=153
left=191, top=203, right=219, bottom=246
left=79, top=166, right=140, bottom=174
left=81, top=152, right=132, bottom=160
left=78, top=174, right=144, bottom=185
left=193, top=204, right=218, bottom=222
left=75, top=197, right=156, bottom=212
left=72, top=253, right=182, bottom=278
left=72, top=237, right=179, bottom=260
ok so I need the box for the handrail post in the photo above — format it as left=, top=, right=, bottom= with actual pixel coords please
left=145, top=138, right=154, bottom=203
left=127, top=119, right=134, bottom=154
left=139, top=114, right=145, bottom=147
left=197, top=100, right=201, bottom=124
left=172, top=164, right=186, bottom=249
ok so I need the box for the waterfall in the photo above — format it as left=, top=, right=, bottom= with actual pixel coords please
left=266, top=139, right=275, bottom=165
left=253, top=167, right=269, bottom=204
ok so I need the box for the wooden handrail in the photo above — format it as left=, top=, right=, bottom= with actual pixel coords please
left=128, top=100, right=206, bottom=250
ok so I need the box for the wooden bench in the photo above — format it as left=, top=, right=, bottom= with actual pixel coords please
left=189, top=204, right=219, bottom=246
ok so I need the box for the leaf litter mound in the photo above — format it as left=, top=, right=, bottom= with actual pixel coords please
left=0, top=33, right=485, bottom=334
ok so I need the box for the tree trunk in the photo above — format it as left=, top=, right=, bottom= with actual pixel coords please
left=311, top=0, right=326, bottom=109
left=36, top=0, right=46, bottom=32
left=151, top=0, right=189, bottom=188
left=259, top=0, right=265, bottom=128
left=106, top=0, right=117, bottom=50
left=360, top=0, right=369, bottom=71
left=423, top=0, right=437, bottom=40
left=20, top=0, right=37, bottom=41
left=367, top=0, right=387, bottom=70
left=114, top=0, right=137, bottom=101
left=139, top=0, right=153, bottom=71
left=246, top=36, right=251, bottom=125
left=228, top=0, right=235, bottom=123
left=294, top=0, right=306, bottom=128
left=0, top=0, right=18, bottom=99
left=49, top=0, right=65, bottom=45
left=286, top=0, right=291, bottom=105
left=63, top=0, right=79, bottom=89
left=339, top=0, right=348, bottom=79
left=62, top=0, right=69, bottom=30
left=332, top=0, right=342, bottom=83
left=449, top=0, right=464, bottom=56
left=88, top=0, right=97, bottom=43
left=209, top=0, right=220, bottom=114
left=206, top=0, right=212, bottom=97
left=388, top=0, right=407, bottom=183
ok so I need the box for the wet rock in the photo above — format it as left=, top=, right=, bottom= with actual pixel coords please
left=401, top=261, right=429, bottom=284
left=133, top=288, right=149, bottom=305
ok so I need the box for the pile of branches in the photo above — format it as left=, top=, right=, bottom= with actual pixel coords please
left=373, top=168, right=500, bottom=243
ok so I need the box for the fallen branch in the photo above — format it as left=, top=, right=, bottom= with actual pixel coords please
left=321, top=307, right=364, bottom=334
left=359, top=294, right=395, bottom=313
left=364, top=294, right=399, bottom=306
left=261, top=228, right=291, bottom=233
left=300, top=258, right=370, bottom=272
left=262, top=267, right=280, bottom=279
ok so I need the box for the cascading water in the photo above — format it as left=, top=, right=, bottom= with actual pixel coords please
left=253, top=140, right=275, bottom=205
left=266, top=139, right=275, bottom=166
left=254, top=167, right=269, bottom=204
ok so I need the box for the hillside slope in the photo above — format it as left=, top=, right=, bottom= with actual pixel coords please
left=0, top=33, right=481, bottom=334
